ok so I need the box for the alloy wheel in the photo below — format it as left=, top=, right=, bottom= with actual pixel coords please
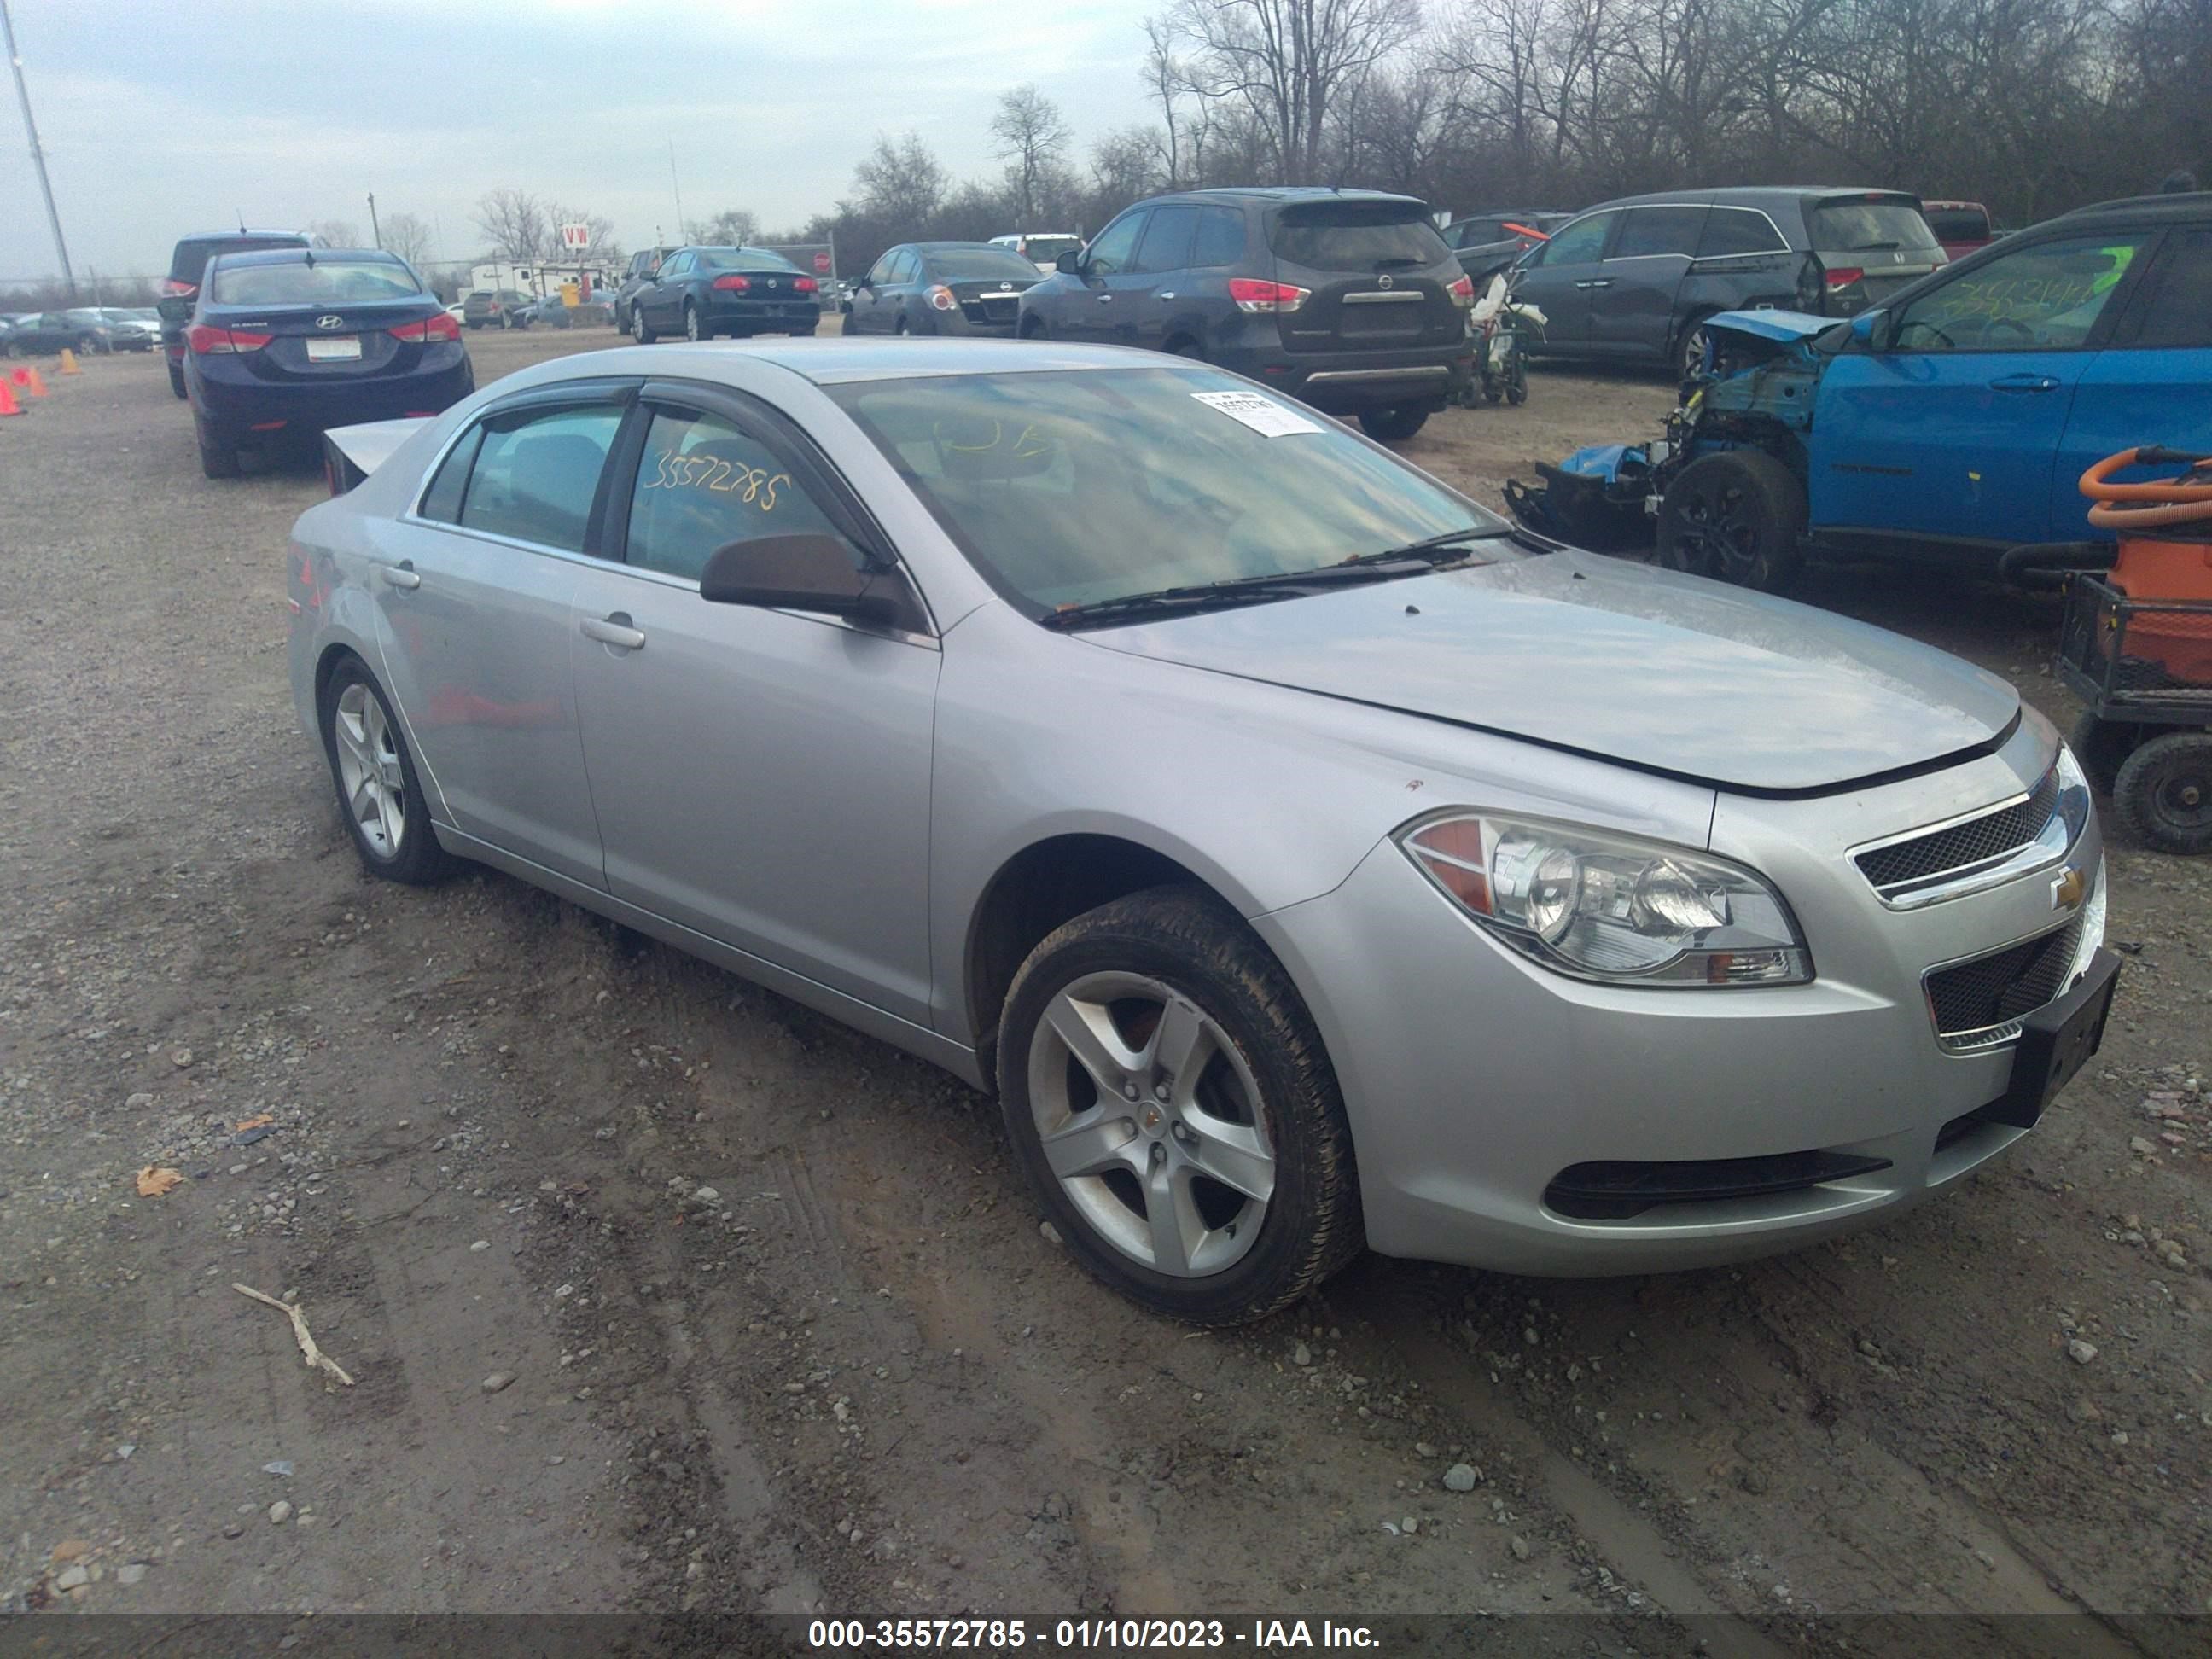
left=685, top=306, right=703, bottom=342
left=1679, top=325, right=1709, bottom=381
left=632, top=308, right=648, bottom=342
left=331, top=682, right=407, bottom=859
left=1025, top=972, right=1274, bottom=1278
left=1670, top=476, right=1761, bottom=581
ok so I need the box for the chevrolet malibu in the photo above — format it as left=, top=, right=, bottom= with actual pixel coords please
left=286, top=340, right=2120, bottom=1324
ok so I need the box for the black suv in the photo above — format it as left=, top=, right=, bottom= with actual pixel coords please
left=159, top=229, right=312, bottom=399
left=1017, top=188, right=1473, bottom=439
left=1512, top=187, right=1947, bottom=380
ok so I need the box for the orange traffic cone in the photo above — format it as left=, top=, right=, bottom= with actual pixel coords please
left=0, top=379, right=21, bottom=417
left=8, top=364, right=47, bottom=397
left=57, top=347, right=80, bottom=375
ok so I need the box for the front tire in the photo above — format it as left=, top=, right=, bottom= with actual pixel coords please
left=1656, top=449, right=1806, bottom=591
left=319, top=659, right=456, bottom=884
left=2113, top=732, right=2212, bottom=855
left=997, top=885, right=1362, bottom=1325
left=1358, top=406, right=1430, bottom=442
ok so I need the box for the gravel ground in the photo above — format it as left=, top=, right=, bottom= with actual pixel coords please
left=0, top=326, right=2206, bottom=1649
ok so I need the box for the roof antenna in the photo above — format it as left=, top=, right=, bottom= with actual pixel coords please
left=237, top=208, right=247, bottom=232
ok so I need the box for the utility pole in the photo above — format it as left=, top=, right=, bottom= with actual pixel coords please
left=667, top=139, right=686, bottom=243
left=367, top=191, right=381, bottom=248
left=0, top=0, right=75, bottom=300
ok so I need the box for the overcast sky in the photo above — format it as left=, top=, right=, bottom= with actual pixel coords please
left=0, top=0, right=1159, bottom=281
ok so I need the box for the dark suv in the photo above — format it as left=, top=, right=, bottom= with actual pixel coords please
left=159, top=230, right=312, bottom=399
left=1512, top=188, right=1947, bottom=380
left=1017, top=188, right=1473, bottom=439
left=613, top=246, right=678, bottom=334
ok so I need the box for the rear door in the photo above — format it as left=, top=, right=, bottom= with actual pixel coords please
left=1809, top=230, right=2157, bottom=546
left=1266, top=199, right=1463, bottom=357
left=1510, top=211, right=1615, bottom=356
left=2056, top=226, right=2212, bottom=537
left=373, top=387, right=634, bottom=885
left=1588, top=204, right=1708, bottom=360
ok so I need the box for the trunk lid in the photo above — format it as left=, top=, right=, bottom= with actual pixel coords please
left=1081, top=550, right=2020, bottom=794
left=951, top=276, right=1037, bottom=327
left=1267, top=200, right=1465, bottom=354
left=205, top=301, right=439, bottom=381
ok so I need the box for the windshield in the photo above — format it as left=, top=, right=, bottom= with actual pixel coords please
left=927, top=247, right=1044, bottom=282
left=828, top=366, right=1513, bottom=617
left=696, top=247, right=800, bottom=272
left=1017, top=236, right=1081, bottom=262
left=210, top=259, right=421, bottom=305
left=1807, top=199, right=1941, bottom=253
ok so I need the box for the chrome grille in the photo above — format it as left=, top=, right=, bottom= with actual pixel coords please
left=1855, top=770, right=2060, bottom=895
left=1924, top=913, right=2085, bottom=1051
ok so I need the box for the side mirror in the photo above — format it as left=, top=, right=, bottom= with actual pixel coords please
left=1849, top=310, right=1883, bottom=349
left=1054, top=249, right=1081, bottom=275
left=699, top=533, right=908, bottom=628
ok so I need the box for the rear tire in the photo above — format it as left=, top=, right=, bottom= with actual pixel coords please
left=1019, top=317, right=1049, bottom=341
left=1676, top=311, right=1720, bottom=381
left=996, top=885, right=1363, bottom=1325
left=1358, top=406, right=1430, bottom=442
left=684, top=304, right=707, bottom=343
left=2112, top=732, right=2212, bottom=855
left=195, top=417, right=239, bottom=480
left=319, top=658, right=457, bottom=884
left=1656, top=449, right=1805, bottom=591
left=632, top=305, right=658, bottom=345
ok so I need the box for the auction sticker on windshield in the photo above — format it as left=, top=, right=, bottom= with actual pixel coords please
left=1190, top=390, right=1323, bottom=438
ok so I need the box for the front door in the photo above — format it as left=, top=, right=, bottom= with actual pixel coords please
left=1058, top=212, right=1148, bottom=346
left=1511, top=210, right=1616, bottom=358
left=370, top=394, right=629, bottom=886
left=1809, top=230, right=2155, bottom=547
left=1109, top=204, right=1198, bottom=350
left=568, top=388, right=940, bottom=1023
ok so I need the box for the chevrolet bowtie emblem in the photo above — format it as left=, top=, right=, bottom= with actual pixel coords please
left=2052, top=867, right=2087, bottom=911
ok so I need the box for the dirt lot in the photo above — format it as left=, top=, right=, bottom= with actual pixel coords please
left=2, top=326, right=2207, bottom=1651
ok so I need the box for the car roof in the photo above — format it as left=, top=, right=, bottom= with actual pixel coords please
left=1142, top=186, right=1429, bottom=210
left=1584, top=186, right=1916, bottom=211
left=486, top=338, right=1200, bottom=392
left=2056, top=190, right=2212, bottom=224
left=909, top=240, right=1030, bottom=252
left=176, top=229, right=309, bottom=242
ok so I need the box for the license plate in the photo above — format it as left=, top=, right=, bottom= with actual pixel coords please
left=306, top=335, right=361, bottom=362
left=1988, top=949, right=2122, bottom=1129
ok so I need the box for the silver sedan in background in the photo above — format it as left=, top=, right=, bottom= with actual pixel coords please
left=287, top=339, right=2118, bottom=1324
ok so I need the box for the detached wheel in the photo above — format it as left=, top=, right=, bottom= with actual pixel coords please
left=1656, top=449, right=1805, bottom=591
left=319, top=659, right=456, bottom=884
left=167, top=363, right=187, bottom=400
left=997, top=885, right=1362, bottom=1325
left=195, top=417, right=239, bottom=480
left=2068, top=711, right=2143, bottom=795
left=1359, top=406, right=1429, bottom=442
left=2112, top=732, right=2212, bottom=855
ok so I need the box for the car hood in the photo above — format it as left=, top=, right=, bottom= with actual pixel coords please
left=1708, top=307, right=1833, bottom=346
left=1080, top=550, right=2021, bottom=794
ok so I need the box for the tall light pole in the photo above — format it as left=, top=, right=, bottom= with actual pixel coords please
left=367, top=191, right=381, bottom=247
left=0, top=0, right=75, bottom=299
left=667, top=138, right=686, bottom=242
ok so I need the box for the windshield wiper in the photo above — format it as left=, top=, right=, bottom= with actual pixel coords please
left=1040, top=527, right=1514, bottom=631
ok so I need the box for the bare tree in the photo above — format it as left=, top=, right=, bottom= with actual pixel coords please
left=380, top=212, right=434, bottom=269
left=1159, top=0, right=1423, bottom=180
left=853, top=132, right=950, bottom=223
left=690, top=208, right=760, bottom=245
left=544, top=205, right=621, bottom=263
left=474, top=189, right=550, bottom=262
left=306, top=218, right=362, bottom=248
left=991, top=84, right=1074, bottom=225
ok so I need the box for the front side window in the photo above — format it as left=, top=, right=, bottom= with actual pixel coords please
left=626, top=407, right=860, bottom=582
left=1890, top=235, right=2148, bottom=352
left=1083, top=214, right=1147, bottom=278
left=1531, top=212, right=1614, bottom=266
left=830, top=366, right=1515, bottom=615
left=454, top=405, right=625, bottom=551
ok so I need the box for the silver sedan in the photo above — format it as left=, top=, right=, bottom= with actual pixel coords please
left=287, top=339, right=2120, bottom=1324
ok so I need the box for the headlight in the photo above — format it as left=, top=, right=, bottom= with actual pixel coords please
left=1399, top=812, right=1813, bottom=987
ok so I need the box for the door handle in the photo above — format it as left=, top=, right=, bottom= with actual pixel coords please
left=580, top=614, right=646, bottom=651
left=1097, top=294, right=1114, bottom=303
left=375, top=562, right=420, bottom=591
left=1158, top=292, right=1176, bottom=300
left=1988, top=373, right=2060, bottom=393
left=1584, top=278, right=1613, bottom=289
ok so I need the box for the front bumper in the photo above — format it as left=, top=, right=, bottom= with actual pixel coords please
left=191, top=352, right=474, bottom=445
left=1254, top=724, right=2108, bottom=1275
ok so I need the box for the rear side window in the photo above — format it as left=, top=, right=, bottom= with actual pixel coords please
left=1611, top=206, right=1708, bottom=259
left=455, top=406, right=625, bottom=550
left=419, top=428, right=483, bottom=522
left=1132, top=205, right=1199, bottom=275
left=1697, top=208, right=1789, bottom=258
left=2128, top=230, right=2212, bottom=348
left=170, top=236, right=306, bottom=284
left=1191, top=207, right=1245, bottom=268
left=1270, top=203, right=1451, bottom=269
left=1807, top=199, right=1940, bottom=254
left=626, top=407, right=862, bottom=581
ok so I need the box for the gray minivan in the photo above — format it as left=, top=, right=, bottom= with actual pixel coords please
left=1513, top=187, right=1947, bottom=379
